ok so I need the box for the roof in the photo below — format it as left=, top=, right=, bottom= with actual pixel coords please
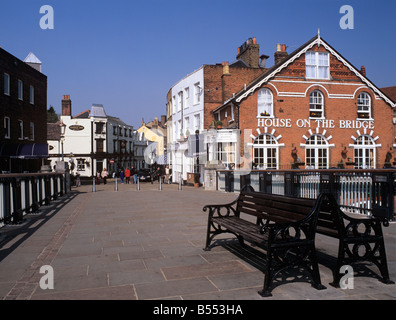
left=24, top=52, right=42, bottom=64
left=47, top=122, right=61, bottom=140
left=215, top=33, right=396, bottom=111
left=381, top=86, right=396, bottom=103
left=90, top=104, right=107, bottom=118
left=74, top=109, right=90, bottom=119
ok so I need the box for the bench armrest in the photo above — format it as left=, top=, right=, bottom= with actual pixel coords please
left=339, top=210, right=384, bottom=238
left=260, top=219, right=314, bottom=245
left=203, top=199, right=239, bottom=219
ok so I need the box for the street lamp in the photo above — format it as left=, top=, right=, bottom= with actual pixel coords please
left=59, top=120, right=66, bottom=161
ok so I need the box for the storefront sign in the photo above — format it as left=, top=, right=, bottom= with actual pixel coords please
left=258, top=118, right=374, bottom=129
left=69, top=124, right=84, bottom=131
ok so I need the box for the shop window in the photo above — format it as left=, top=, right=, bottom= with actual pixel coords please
left=257, top=88, right=273, bottom=117
left=357, top=92, right=371, bottom=119
left=309, top=90, right=324, bottom=118
left=253, top=134, right=278, bottom=169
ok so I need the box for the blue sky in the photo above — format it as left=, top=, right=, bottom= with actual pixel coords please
left=1, top=0, right=395, bottom=128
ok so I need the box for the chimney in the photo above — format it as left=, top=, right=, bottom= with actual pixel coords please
left=222, top=61, right=230, bottom=75
left=236, top=37, right=260, bottom=68
left=260, top=54, right=269, bottom=68
left=360, top=66, right=366, bottom=77
left=274, top=43, right=288, bottom=65
left=62, top=95, right=72, bottom=117
left=161, top=115, right=166, bottom=125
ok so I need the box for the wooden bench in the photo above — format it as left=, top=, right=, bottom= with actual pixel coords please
left=203, top=186, right=393, bottom=296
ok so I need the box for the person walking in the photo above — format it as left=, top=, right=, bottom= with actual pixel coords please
left=165, top=165, right=170, bottom=184
left=101, top=168, right=109, bottom=184
left=125, top=167, right=131, bottom=184
left=75, top=172, right=81, bottom=187
left=131, top=166, right=137, bottom=184
left=119, top=169, right=125, bottom=184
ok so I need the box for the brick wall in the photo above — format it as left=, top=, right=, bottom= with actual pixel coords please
left=203, top=64, right=266, bottom=128
left=0, top=48, right=47, bottom=145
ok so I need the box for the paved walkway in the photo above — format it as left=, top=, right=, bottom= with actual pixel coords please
left=0, top=180, right=395, bottom=300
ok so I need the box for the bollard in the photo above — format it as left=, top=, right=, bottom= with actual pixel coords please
left=159, top=177, right=162, bottom=190
left=114, top=177, right=118, bottom=191
left=137, top=178, right=140, bottom=190
left=178, top=178, right=182, bottom=191
left=92, top=177, right=96, bottom=192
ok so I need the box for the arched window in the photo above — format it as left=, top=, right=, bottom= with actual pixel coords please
left=353, top=135, right=376, bottom=169
left=253, top=134, right=278, bottom=169
left=357, top=92, right=371, bottom=119
left=304, top=134, right=329, bottom=169
left=257, top=88, right=273, bottom=117
left=309, top=90, right=324, bottom=118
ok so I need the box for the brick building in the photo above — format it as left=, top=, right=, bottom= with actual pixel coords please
left=167, top=37, right=267, bottom=184
left=0, top=48, right=48, bottom=173
left=213, top=34, right=396, bottom=170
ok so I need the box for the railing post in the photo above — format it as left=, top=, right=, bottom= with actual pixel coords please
left=1, top=178, right=11, bottom=224
left=23, top=176, right=31, bottom=213
left=11, top=177, right=23, bottom=224
left=371, top=171, right=395, bottom=222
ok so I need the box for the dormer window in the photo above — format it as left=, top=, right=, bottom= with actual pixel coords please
left=306, top=52, right=329, bottom=79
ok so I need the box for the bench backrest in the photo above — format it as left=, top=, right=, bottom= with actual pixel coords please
left=237, top=188, right=344, bottom=237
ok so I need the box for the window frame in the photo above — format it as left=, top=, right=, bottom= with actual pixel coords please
left=193, top=82, right=201, bottom=105
left=29, top=122, right=35, bottom=140
left=29, top=85, right=34, bottom=105
left=353, top=135, right=376, bottom=169
left=252, top=134, right=279, bottom=169
left=357, top=92, right=372, bottom=119
left=304, top=134, right=330, bottom=169
left=305, top=51, right=330, bottom=80
left=257, top=88, right=274, bottom=118
left=309, top=90, right=324, bottom=119
left=4, top=73, right=10, bottom=95
left=4, top=117, right=10, bottom=139
left=18, top=120, right=24, bottom=140
left=18, top=80, right=23, bottom=100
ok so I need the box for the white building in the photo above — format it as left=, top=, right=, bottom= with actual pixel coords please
left=167, top=67, right=204, bottom=184
left=48, top=95, right=147, bottom=177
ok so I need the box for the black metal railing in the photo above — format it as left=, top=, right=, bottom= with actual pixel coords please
left=0, top=172, right=66, bottom=226
left=216, top=169, right=396, bottom=221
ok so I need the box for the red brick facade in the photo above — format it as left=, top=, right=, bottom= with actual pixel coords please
left=215, top=36, right=396, bottom=169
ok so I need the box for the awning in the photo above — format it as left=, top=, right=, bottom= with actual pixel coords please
left=0, top=143, right=49, bottom=159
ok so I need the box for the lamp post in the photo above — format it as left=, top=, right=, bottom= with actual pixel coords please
left=59, top=120, right=66, bottom=161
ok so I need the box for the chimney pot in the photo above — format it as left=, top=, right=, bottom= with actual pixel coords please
left=276, top=43, right=281, bottom=52
left=253, top=37, right=257, bottom=44
left=282, top=44, right=286, bottom=52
